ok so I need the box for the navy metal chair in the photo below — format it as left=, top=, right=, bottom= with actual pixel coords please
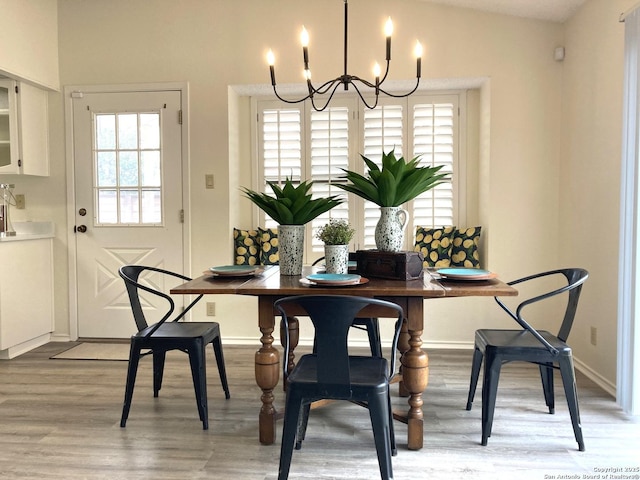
left=275, top=295, right=404, bottom=480
left=466, top=268, right=589, bottom=451
left=311, top=255, right=382, bottom=357
left=119, top=265, right=230, bottom=430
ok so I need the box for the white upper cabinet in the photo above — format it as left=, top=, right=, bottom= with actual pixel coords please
left=0, top=79, right=49, bottom=176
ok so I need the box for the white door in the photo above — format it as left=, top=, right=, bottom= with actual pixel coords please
left=72, top=90, right=184, bottom=338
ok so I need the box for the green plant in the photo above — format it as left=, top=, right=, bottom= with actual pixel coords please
left=315, top=219, right=355, bottom=245
left=242, top=178, right=342, bottom=225
left=336, top=149, right=450, bottom=207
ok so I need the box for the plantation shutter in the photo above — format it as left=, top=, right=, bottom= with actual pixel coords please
left=260, top=105, right=303, bottom=228
left=361, top=104, right=404, bottom=249
left=410, top=97, right=457, bottom=233
left=309, top=105, right=352, bottom=252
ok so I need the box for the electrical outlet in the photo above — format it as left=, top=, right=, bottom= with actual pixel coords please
left=206, top=302, right=216, bottom=316
left=15, top=194, right=25, bottom=209
left=590, top=326, right=597, bottom=346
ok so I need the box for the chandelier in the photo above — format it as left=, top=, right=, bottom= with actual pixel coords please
left=266, top=0, right=423, bottom=112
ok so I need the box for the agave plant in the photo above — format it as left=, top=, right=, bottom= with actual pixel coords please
left=242, top=178, right=342, bottom=225
left=337, top=150, right=450, bottom=207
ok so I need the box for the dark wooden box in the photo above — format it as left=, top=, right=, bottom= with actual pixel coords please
left=355, top=250, right=424, bottom=280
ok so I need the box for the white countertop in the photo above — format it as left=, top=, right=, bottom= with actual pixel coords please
left=0, top=221, right=55, bottom=242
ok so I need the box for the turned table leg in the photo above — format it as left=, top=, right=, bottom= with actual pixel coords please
left=400, top=296, right=429, bottom=450
left=255, top=297, right=280, bottom=445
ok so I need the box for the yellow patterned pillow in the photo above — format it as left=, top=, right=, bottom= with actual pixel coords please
left=414, top=226, right=456, bottom=268
left=258, top=227, right=279, bottom=265
left=451, top=227, right=482, bottom=268
left=233, top=228, right=260, bottom=266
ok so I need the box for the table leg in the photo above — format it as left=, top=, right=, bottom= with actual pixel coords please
left=255, top=298, right=280, bottom=445
left=280, top=316, right=299, bottom=389
left=401, top=297, right=429, bottom=450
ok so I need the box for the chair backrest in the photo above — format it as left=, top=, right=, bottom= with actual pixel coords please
left=274, top=295, right=404, bottom=393
left=496, top=268, right=589, bottom=354
left=118, top=265, right=201, bottom=336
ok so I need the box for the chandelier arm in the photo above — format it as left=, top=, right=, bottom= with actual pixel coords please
left=380, top=59, right=392, bottom=84
left=271, top=86, right=314, bottom=104
left=312, top=78, right=344, bottom=95
left=349, top=76, right=377, bottom=89
left=350, top=82, right=379, bottom=109
left=310, top=81, right=346, bottom=112
left=377, top=77, right=421, bottom=98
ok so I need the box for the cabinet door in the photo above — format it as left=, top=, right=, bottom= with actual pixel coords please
left=0, top=80, right=49, bottom=176
left=0, top=79, right=20, bottom=174
left=17, top=82, right=49, bottom=176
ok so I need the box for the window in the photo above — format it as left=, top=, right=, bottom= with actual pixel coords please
left=254, top=92, right=463, bottom=261
left=93, top=112, right=162, bottom=225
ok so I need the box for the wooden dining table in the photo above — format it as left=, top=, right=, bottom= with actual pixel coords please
left=170, top=265, right=517, bottom=450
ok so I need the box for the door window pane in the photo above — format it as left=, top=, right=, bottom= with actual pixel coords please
left=93, top=111, right=162, bottom=225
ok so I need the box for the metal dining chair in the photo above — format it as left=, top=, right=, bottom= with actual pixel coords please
left=465, top=268, right=589, bottom=450
left=118, top=265, right=230, bottom=430
left=275, top=295, right=404, bottom=480
left=311, top=255, right=382, bottom=357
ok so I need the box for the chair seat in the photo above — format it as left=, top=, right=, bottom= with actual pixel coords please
left=475, top=329, right=572, bottom=356
left=136, top=321, right=220, bottom=340
left=289, top=354, right=389, bottom=390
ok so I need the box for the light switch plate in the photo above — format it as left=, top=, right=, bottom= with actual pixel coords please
left=15, top=194, right=25, bottom=209
left=205, top=174, right=214, bottom=189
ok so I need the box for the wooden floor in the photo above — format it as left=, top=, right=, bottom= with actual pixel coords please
left=0, top=343, right=638, bottom=480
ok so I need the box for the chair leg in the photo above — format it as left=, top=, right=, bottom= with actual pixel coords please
left=295, top=403, right=311, bottom=450
left=368, top=391, right=393, bottom=480
left=558, top=355, right=585, bottom=451
left=278, top=390, right=304, bottom=480
left=387, top=390, right=397, bottom=456
left=481, top=350, right=501, bottom=446
left=121, top=342, right=142, bottom=428
left=539, top=362, right=555, bottom=414
left=212, top=336, right=230, bottom=399
left=152, top=350, right=167, bottom=397
left=466, top=345, right=484, bottom=410
left=365, top=318, right=382, bottom=357
left=187, top=339, right=209, bottom=430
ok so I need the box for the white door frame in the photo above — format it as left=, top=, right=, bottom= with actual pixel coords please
left=64, top=82, right=191, bottom=341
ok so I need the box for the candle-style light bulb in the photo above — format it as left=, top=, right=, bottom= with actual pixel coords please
left=267, top=49, right=276, bottom=86
left=373, top=62, right=381, bottom=79
left=384, top=17, right=393, bottom=61
left=414, top=41, right=423, bottom=78
left=384, top=17, right=393, bottom=37
left=301, top=26, right=310, bottom=69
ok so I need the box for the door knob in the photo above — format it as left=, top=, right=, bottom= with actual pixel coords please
left=76, top=225, right=87, bottom=233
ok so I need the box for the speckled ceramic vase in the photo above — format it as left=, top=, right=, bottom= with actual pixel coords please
left=374, top=206, right=408, bottom=252
left=324, top=244, right=349, bottom=274
left=278, top=224, right=305, bottom=275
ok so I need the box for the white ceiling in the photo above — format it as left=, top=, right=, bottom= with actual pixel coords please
left=419, top=0, right=588, bottom=23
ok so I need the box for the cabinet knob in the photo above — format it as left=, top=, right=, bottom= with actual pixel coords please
left=76, top=225, right=87, bottom=233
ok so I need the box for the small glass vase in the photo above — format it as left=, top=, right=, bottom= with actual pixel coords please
left=324, top=244, right=349, bottom=274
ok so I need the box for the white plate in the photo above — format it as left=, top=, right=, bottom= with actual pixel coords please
left=299, top=277, right=369, bottom=287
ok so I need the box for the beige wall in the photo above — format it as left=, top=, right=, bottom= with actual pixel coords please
left=0, top=0, right=633, bottom=392
left=0, top=0, right=59, bottom=89
left=561, top=0, right=634, bottom=388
